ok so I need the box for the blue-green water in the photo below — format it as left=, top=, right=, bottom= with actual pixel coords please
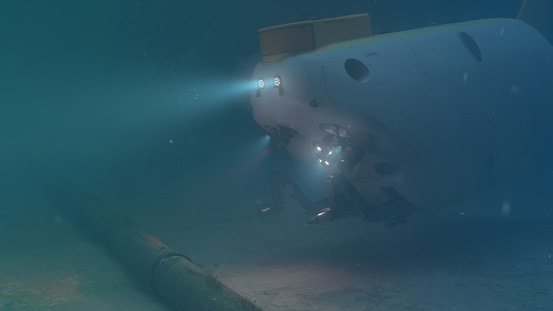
left=1, top=1, right=553, bottom=310
left=0, top=0, right=543, bottom=204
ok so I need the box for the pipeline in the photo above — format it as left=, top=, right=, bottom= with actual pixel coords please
left=58, top=184, right=262, bottom=311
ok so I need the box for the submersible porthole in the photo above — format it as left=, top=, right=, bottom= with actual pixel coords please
left=344, top=58, right=371, bottom=82
left=458, top=31, right=482, bottom=64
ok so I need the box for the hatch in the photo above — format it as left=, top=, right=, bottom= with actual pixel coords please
left=258, top=14, right=372, bottom=63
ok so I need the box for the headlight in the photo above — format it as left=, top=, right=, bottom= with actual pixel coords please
left=274, top=75, right=284, bottom=95
left=273, top=75, right=281, bottom=88
left=255, top=75, right=283, bottom=98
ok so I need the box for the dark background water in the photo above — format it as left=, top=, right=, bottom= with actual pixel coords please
left=2, top=0, right=553, bottom=264
left=0, top=0, right=537, bottom=211
left=2, top=1, right=553, bottom=310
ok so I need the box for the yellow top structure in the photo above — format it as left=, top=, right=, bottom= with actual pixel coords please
left=258, top=13, right=372, bottom=63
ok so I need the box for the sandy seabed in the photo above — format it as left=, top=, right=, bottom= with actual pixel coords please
left=1, top=178, right=552, bottom=311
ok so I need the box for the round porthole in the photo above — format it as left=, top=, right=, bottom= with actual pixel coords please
left=344, top=58, right=370, bottom=82
left=458, top=31, right=482, bottom=64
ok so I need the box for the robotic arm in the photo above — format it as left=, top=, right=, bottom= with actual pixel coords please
left=256, top=170, right=416, bottom=228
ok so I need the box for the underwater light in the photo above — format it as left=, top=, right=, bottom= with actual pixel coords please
left=273, top=75, right=281, bottom=88
left=258, top=78, right=265, bottom=89
left=256, top=78, right=265, bottom=98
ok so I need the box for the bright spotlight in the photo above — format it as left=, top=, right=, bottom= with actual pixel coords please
left=258, top=78, right=265, bottom=89
left=273, top=75, right=281, bottom=88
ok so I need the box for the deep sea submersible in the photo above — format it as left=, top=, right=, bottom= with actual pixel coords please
left=250, top=0, right=553, bottom=227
